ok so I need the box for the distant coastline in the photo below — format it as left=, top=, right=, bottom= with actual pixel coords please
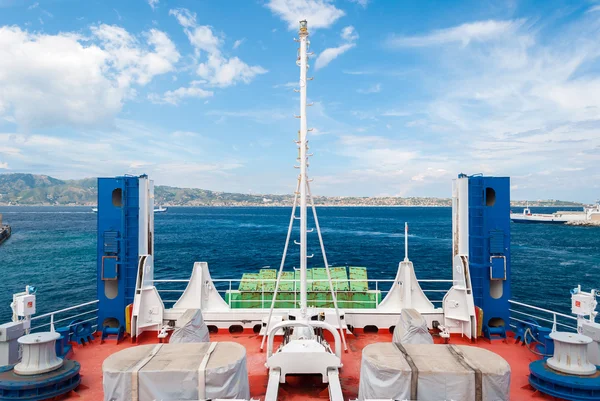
left=0, top=203, right=586, bottom=208
left=0, top=173, right=585, bottom=208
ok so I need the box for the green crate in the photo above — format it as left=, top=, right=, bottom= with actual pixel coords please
left=260, top=269, right=277, bottom=291
left=349, top=267, right=369, bottom=291
left=228, top=266, right=380, bottom=309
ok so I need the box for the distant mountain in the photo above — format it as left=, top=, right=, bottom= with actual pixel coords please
left=0, top=173, right=585, bottom=207
left=0, top=174, right=97, bottom=205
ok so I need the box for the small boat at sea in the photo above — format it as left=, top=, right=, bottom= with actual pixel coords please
left=510, top=202, right=600, bottom=224
left=0, top=213, right=11, bottom=246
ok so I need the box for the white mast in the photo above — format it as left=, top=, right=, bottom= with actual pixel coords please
left=260, top=20, right=347, bottom=353
left=298, top=20, right=309, bottom=318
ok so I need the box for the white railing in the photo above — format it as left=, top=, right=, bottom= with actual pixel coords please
left=30, top=300, right=99, bottom=333
left=508, top=299, right=578, bottom=332
left=153, top=278, right=455, bottom=308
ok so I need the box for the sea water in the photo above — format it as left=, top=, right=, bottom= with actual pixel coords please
left=0, top=206, right=598, bottom=323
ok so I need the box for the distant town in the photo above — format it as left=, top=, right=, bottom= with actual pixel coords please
left=0, top=173, right=586, bottom=208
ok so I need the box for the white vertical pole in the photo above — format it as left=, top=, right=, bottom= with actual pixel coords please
left=298, top=20, right=309, bottom=318
left=404, top=222, right=409, bottom=262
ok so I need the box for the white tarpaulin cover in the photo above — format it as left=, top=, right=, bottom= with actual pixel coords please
left=358, top=343, right=510, bottom=401
left=170, top=309, right=210, bottom=344
left=392, top=308, right=434, bottom=345
left=103, top=342, right=250, bottom=401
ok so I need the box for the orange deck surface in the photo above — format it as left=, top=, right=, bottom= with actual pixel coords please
left=65, top=330, right=556, bottom=400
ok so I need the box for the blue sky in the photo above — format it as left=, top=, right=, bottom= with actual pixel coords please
left=0, top=0, right=599, bottom=202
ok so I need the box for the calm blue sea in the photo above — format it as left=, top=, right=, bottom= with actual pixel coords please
left=0, top=206, right=598, bottom=323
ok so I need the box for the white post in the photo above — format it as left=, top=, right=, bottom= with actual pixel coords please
left=404, top=222, right=409, bottom=262
left=298, top=20, right=309, bottom=319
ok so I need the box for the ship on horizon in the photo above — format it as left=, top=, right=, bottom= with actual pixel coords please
left=510, top=201, right=600, bottom=224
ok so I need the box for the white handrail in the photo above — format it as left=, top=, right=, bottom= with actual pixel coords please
left=28, top=300, right=99, bottom=333
left=509, top=299, right=579, bottom=333
left=155, top=277, right=452, bottom=308
left=153, top=278, right=455, bottom=284
left=30, top=300, right=99, bottom=321
left=508, top=300, right=577, bottom=321
left=509, top=309, right=577, bottom=331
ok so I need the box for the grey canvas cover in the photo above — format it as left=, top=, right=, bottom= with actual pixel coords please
left=169, top=309, right=210, bottom=344
left=358, top=343, right=510, bottom=401
left=103, top=342, right=250, bottom=401
left=392, top=308, right=434, bottom=345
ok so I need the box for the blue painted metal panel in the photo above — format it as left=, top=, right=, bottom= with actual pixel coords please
left=97, top=176, right=140, bottom=333
left=467, top=175, right=511, bottom=338
left=102, top=258, right=118, bottom=280
left=490, top=257, right=506, bottom=280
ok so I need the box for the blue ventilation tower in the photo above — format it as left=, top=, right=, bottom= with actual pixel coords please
left=453, top=174, right=511, bottom=340
left=97, top=175, right=154, bottom=342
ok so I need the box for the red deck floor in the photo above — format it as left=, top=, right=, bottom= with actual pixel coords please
left=64, top=330, right=556, bottom=400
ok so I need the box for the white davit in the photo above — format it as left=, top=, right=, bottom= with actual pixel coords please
left=358, top=343, right=511, bottom=401
left=102, top=342, right=250, bottom=401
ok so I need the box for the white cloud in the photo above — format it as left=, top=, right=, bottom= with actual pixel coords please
left=387, top=19, right=524, bottom=48
left=587, top=4, right=600, bottom=13
left=0, top=25, right=179, bottom=129
left=341, top=26, right=358, bottom=41
left=0, top=162, right=8, bottom=169
left=357, top=83, right=381, bottom=94
left=171, top=8, right=267, bottom=87
left=233, top=39, right=245, bottom=49
left=91, top=25, right=180, bottom=86
left=348, top=0, right=369, bottom=8
left=168, top=8, right=196, bottom=28
left=0, top=123, right=244, bottom=190
left=315, top=44, right=355, bottom=69
left=170, top=131, right=199, bottom=138
left=206, top=109, right=288, bottom=124
left=342, top=69, right=372, bottom=75
left=370, top=13, right=600, bottom=201
left=273, top=81, right=297, bottom=88
left=28, top=2, right=39, bottom=10
left=315, top=26, right=358, bottom=70
left=149, top=84, right=214, bottom=105
left=412, top=168, right=447, bottom=182
left=265, top=0, right=345, bottom=30
left=147, top=0, right=159, bottom=10
left=382, top=109, right=411, bottom=117
left=197, top=53, right=267, bottom=87
left=0, top=25, right=166, bottom=127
